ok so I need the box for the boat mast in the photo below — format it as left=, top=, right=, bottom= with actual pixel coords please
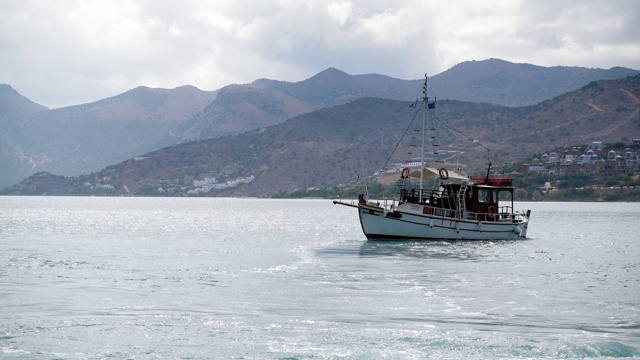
left=420, top=74, right=428, bottom=193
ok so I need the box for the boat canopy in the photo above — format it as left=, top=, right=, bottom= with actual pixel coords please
left=408, top=167, right=471, bottom=185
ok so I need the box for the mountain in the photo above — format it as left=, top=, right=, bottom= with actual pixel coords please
left=173, top=67, right=416, bottom=141
left=1, top=59, right=638, bottom=188
left=0, top=85, right=217, bottom=187
left=0, top=85, right=49, bottom=188
left=432, top=58, right=640, bottom=106
left=177, top=84, right=320, bottom=140
left=4, top=74, right=638, bottom=197
left=176, top=60, right=638, bottom=141
left=0, top=84, right=49, bottom=116
left=257, top=60, right=639, bottom=108
left=281, top=67, right=415, bottom=105
left=70, top=85, right=217, bottom=123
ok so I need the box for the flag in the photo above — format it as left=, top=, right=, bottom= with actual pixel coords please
left=428, top=102, right=436, bottom=109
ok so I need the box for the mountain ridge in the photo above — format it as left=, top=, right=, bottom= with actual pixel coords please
left=0, top=84, right=49, bottom=116
left=1, top=58, right=638, bottom=188
left=3, top=74, right=639, bottom=197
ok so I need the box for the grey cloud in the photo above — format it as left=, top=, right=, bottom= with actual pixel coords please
left=0, top=0, right=638, bottom=108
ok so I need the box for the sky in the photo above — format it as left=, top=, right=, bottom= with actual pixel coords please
left=1, top=0, right=639, bottom=109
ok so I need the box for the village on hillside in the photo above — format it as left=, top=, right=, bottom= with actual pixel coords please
left=504, top=139, right=640, bottom=200
left=524, top=139, right=640, bottom=174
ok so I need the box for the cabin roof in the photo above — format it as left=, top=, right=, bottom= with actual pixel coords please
left=473, top=184, right=513, bottom=190
left=408, top=167, right=470, bottom=184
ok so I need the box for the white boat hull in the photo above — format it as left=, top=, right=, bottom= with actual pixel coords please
left=357, top=205, right=528, bottom=241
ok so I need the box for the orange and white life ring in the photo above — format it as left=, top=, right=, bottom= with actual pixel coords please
left=400, top=167, right=411, bottom=179
left=438, top=168, right=449, bottom=180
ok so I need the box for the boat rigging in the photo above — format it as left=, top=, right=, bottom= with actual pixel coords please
left=333, top=74, right=531, bottom=240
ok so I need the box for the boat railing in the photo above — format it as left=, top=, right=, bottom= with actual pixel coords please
left=398, top=189, right=527, bottom=223
left=381, top=197, right=397, bottom=210
left=399, top=188, right=443, bottom=204
left=399, top=188, right=460, bottom=218
left=464, top=205, right=527, bottom=222
left=359, top=196, right=397, bottom=210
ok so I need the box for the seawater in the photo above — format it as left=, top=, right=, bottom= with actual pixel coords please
left=0, top=197, right=638, bottom=359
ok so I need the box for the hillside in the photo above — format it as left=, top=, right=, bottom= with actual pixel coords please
left=3, top=75, right=639, bottom=197
left=0, top=85, right=217, bottom=187
left=177, top=85, right=320, bottom=140
left=1, top=59, right=638, bottom=188
left=0, top=85, right=50, bottom=187
left=433, top=59, right=639, bottom=106
left=0, top=84, right=49, bottom=116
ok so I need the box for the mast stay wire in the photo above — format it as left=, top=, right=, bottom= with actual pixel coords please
left=377, top=107, right=423, bottom=177
left=375, top=76, right=499, bottom=182
left=423, top=75, right=497, bottom=168
left=427, top=107, right=498, bottom=167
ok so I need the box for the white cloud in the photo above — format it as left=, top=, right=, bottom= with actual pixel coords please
left=0, top=0, right=638, bottom=108
left=327, top=0, right=353, bottom=26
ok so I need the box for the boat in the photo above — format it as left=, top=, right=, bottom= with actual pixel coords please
left=333, top=75, right=531, bottom=240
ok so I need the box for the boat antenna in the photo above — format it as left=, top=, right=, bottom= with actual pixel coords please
left=483, top=162, right=492, bottom=185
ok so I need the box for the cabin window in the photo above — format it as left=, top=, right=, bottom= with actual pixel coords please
left=478, top=189, right=497, bottom=203
left=478, top=189, right=490, bottom=203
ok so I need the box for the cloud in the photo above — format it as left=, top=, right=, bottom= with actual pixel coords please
left=0, top=0, right=638, bottom=108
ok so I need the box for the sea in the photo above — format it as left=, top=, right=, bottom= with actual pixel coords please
left=0, top=197, right=638, bottom=359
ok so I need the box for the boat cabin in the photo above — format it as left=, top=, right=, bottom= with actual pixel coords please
left=398, top=177, right=516, bottom=222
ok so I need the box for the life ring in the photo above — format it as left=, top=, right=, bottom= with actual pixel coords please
left=487, top=206, right=496, bottom=221
left=438, top=168, right=449, bottom=180
left=400, top=167, right=411, bottom=179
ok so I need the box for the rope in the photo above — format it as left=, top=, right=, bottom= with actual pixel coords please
left=373, top=97, right=500, bottom=186
left=378, top=108, right=422, bottom=174
left=428, top=108, right=498, bottom=166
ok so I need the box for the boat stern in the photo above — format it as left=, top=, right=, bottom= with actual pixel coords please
left=516, top=210, right=532, bottom=238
